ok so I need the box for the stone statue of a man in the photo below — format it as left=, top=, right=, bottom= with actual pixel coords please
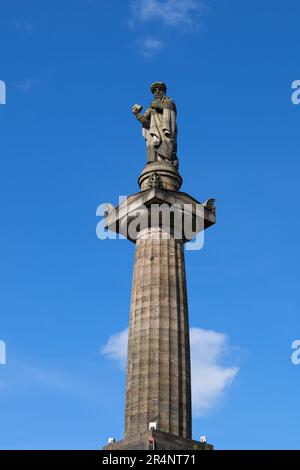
left=132, top=82, right=178, bottom=167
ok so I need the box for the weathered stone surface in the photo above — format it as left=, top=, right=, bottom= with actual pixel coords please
left=125, top=227, right=191, bottom=439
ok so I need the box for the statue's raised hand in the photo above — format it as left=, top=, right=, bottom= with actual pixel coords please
left=132, top=104, right=143, bottom=115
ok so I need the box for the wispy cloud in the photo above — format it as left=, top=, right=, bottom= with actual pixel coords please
left=102, top=326, right=239, bottom=415
left=0, top=358, right=105, bottom=408
left=130, top=0, right=208, bottom=29
left=139, top=37, right=164, bottom=58
left=1, top=360, right=79, bottom=394
left=129, top=0, right=209, bottom=58
left=13, top=79, right=40, bottom=93
left=12, top=20, right=33, bottom=33
left=101, top=328, right=128, bottom=369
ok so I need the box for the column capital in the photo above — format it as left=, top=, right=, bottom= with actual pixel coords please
left=104, top=188, right=216, bottom=243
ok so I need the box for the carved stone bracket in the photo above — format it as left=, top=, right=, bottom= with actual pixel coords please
left=203, top=198, right=216, bottom=215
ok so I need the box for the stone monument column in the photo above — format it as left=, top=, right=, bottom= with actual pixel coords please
left=103, top=83, right=216, bottom=450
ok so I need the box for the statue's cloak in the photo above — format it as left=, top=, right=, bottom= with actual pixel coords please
left=142, top=99, right=177, bottom=161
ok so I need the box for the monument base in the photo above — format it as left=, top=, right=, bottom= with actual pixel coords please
left=103, top=430, right=213, bottom=451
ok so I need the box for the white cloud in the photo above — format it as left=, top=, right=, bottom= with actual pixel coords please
left=0, top=340, right=6, bottom=365
left=102, top=326, right=239, bottom=415
left=140, top=37, right=164, bottom=58
left=190, top=328, right=239, bottom=416
left=130, top=0, right=208, bottom=28
left=101, top=328, right=128, bottom=368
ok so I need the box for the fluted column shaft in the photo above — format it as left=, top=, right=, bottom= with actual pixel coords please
left=125, top=227, right=191, bottom=439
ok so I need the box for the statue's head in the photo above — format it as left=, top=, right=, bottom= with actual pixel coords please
left=150, top=81, right=167, bottom=100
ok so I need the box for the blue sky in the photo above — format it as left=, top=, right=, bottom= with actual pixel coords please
left=0, top=0, right=300, bottom=450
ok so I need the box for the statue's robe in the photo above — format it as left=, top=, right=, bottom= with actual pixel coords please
left=141, top=97, right=178, bottom=163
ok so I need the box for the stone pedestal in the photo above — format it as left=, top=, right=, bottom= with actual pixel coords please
left=103, top=430, right=214, bottom=451
left=138, top=162, right=182, bottom=191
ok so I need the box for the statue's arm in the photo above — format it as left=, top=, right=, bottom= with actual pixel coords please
left=132, top=105, right=151, bottom=128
